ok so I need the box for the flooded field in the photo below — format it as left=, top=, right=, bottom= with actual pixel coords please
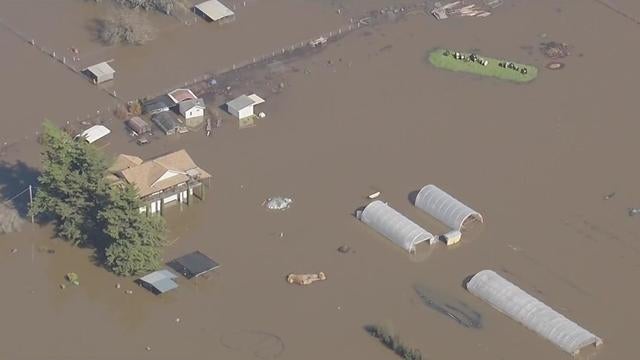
left=1, top=0, right=640, bottom=359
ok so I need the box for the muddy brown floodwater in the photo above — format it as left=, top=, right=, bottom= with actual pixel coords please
left=1, top=0, right=640, bottom=359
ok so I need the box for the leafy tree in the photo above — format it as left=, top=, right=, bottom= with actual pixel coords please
left=29, top=121, right=108, bottom=246
left=100, top=184, right=166, bottom=276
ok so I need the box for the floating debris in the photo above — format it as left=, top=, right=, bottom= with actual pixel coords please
left=540, top=41, right=571, bottom=59
left=115, top=283, right=121, bottom=289
left=287, top=272, right=327, bottom=285
left=264, top=197, right=293, bottom=211
left=546, top=61, right=565, bottom=70
left=337, top=245, right=352, bottom=254
left=431, top=1, right=494, bottom=20
left=65, top=272, right=80, bottom=286
left=59, top=283, right=66, bottom=290
left=37, top=246, right=55, bottom=254
left=368, top=191, right=381, bottom=199
left=125, top=290, right=133, bottom=295
left=603, top=192, right=616, bottom=200
left=629, top=208, right=640, bottom=217
left=10, top=248, right=18, bottom=254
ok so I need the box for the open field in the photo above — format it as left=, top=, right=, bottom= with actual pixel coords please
left=1, top=0, right=640, bottom=359
left=428, top=48, right=538, bottom=82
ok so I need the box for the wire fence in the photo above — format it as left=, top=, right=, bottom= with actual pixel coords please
left=0, top=2, right=426, bottom=133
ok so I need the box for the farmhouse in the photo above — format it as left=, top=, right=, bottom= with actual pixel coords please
left=107, top=150, right=212, bottom=214
left=194, top=0, right=235, bottom=24
left=226, top=94, right=265, bottom=119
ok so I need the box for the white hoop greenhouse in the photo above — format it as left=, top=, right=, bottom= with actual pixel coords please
left=359, top=200, right=435, bottom=253
left=467, top=270, right=603, bottom=355
left=414, top=184, right=483, bottom=231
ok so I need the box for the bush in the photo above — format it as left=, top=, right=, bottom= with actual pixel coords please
left=90, top=0, right=186, bottom=16
left=127, top=100, right=142, bottom=116
left=365, top=325, right=423, bottom=360
left=98, top=10, right=156, bottom=45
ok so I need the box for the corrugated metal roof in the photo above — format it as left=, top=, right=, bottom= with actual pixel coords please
left=139, top=269, right=179, bottom=294
left=195, top=0, right=235, bottom=21
left=227, top=95, right=254, bottom=111
left=467, top=270, right=603, bottom=355
left=86, top=62, right=115, bottom=77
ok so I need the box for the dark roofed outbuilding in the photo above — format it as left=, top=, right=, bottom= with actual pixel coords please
left=169, top=251, right=220, bottom=279
left=152, top=111, right=179, bottom=135
left=143, top=95, right=177, bottom=115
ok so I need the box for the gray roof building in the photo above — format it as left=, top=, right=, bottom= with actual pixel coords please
left=85, top=62, right=115, bottom=84
left=138, top=269, right=179, bottom=294
left=194, top=0, right=235, bottom=22
left=152, top=112, right=179, bottom=135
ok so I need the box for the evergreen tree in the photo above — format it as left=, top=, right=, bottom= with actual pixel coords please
left=100, top=184, right=166, bottom=276
left=29, top=121, right=108, bottom=246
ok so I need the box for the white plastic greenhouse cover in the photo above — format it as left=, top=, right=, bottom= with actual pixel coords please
left=414, top=184, right=483, bottom=231
left=360, top=200, right=435, bottom=253
left=467, top=270, right=603, bottom=355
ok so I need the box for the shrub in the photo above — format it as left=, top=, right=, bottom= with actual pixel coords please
left=98, top=10, right=156, bottom=45
left=365, top=325, right=423, bottom=360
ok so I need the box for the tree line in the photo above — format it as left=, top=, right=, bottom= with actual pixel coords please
left=29, top=121, right=166, bottom=276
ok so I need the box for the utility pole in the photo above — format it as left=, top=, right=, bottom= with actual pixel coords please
left=29, top=185, right=34, bottom=224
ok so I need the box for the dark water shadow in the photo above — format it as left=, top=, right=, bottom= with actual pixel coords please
left=413, top=284, right=483, bottom=329
left=408, top=190, right=419, bottom=205
left=0, top=160, right=40, bottom=217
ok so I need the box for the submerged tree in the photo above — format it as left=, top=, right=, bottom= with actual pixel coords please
left=98, top=10, right=156, bottom=45
left=29, top=121, right=108, bottom=246
left=100, top=184, right=166, bottom=276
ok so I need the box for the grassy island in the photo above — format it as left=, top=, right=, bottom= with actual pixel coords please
left=428, top=48, right=538, bottom=83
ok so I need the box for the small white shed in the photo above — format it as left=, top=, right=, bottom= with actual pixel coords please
left=85, top=62, right=115, bottom=84
left=179, top=99, right=206, bottom=120
left=194, top=0, right=235, bottom=23
left=226, top=94, right=265, bottom=119
left=76, top=125, right=111, bottom=144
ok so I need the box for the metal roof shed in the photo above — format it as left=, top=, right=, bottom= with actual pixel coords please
left=169, top=251, right=220, bottom=279
left=138, top=269, right=179, bottom=294
left=359, top=200, right=435, bottom=253
left=467, top=270, right=603, bottom=355
left=194, top=0, right=235, bottom=23
left=152, top=112, right=179, bottom=135
left=85, top=62, right=115, bottom=84
left=226, top=94, right=265, bottom=119
left=414, top=184, right=483, bottom=231
left=126, top=116, right=151, bottom=135
left=76, top=125, right=111, bottom=144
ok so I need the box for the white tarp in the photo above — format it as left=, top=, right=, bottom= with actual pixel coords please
left=467, top=270, right=603, bottom=355
left=414, top=184, right=483, bottom=231
left=76, top=125, right=111, bottom=144
left=360, top=200, right=435, bottom=253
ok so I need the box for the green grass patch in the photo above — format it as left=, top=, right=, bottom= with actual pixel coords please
left=428, top=48, right=538, bottom=83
